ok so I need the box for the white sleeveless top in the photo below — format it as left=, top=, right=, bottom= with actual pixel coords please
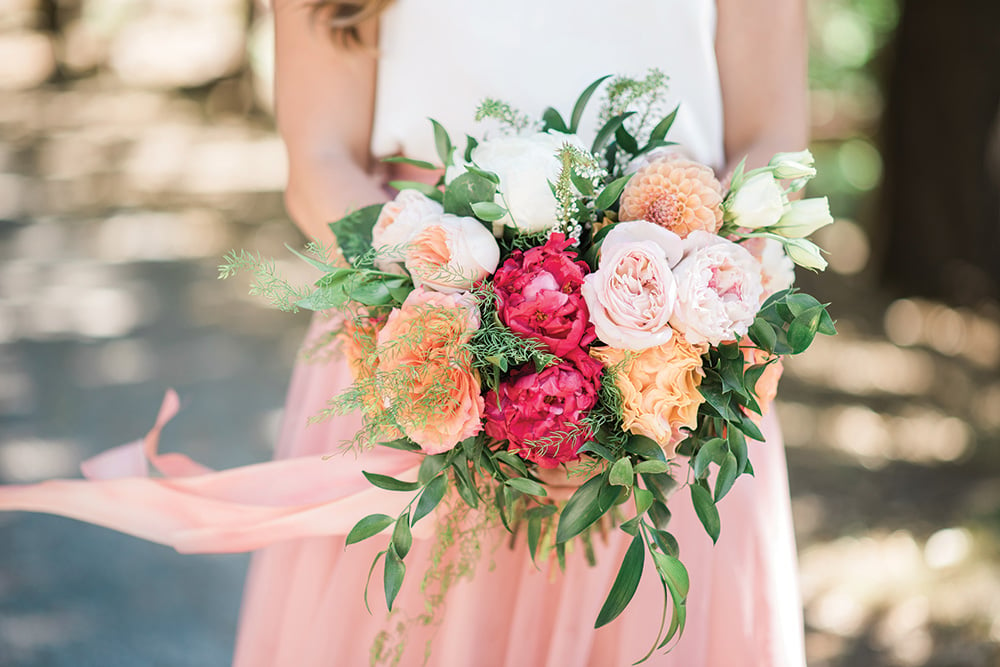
left=372, top=0, right=724, bottom=169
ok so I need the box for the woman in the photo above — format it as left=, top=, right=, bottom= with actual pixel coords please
left=0, top=0, right=809, bottom=664
left=237, top=1, right=808, bottom=665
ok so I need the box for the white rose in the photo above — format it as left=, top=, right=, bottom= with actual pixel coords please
left=770, top=197, right=834, bottom=238
left=768, top=150, right=817, bottom=180
left=725, top=172, right=788, bottom=230
left=472, top=131, right=588, bottom=234
left=581, top=221, right=685, bottom=350
left=670, top=231, right=765, bottom=345
left=742, top=237, right=795, bottom=300
left=404, top=214, right=500, bottom=293
left=372, top=190, right=444, bottom=270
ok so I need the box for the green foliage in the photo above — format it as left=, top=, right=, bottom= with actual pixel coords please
left=218, top=249, right=313, bottom=312
left=474, top=98, right=533, bottom=132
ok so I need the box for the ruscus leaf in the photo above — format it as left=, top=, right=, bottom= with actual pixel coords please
left=690, top=484, right=721, bottom=543
left=594, top=533, right=645, bottom=628
left=346, top=513, right=394, bottom=546
left=362, top=471, right=420, bottom=492
left=383, top=546, right=406, bottom=611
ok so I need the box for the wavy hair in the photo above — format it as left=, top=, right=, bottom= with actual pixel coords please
left=311, top=0, right=394, bottom=44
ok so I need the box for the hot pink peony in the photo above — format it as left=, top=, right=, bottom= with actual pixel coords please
left=492, top=233, right=595, bottom=357
left=484, top=352, right=602, bottom=468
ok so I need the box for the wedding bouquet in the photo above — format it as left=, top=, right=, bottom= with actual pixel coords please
left=222, top=71, right=835, bottom=660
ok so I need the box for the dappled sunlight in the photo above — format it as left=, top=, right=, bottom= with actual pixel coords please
left=884, top=298, right=1000, bottom=368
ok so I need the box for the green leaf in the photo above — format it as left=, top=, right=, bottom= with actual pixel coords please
left=381, top=155, right=438, bottom=170
left=646, top=106, right=679, bottom=146
left=346, top=513, right=394, bottom=546
left=284, top=244, right=337, bottom=273
left=430, top=118, right=453, bottom=166
left=379, top=438, right=421, bottom=452
left=387, top=180, right=442, bottom=200
left=392, top=512, right=413, bottom=559
left=556, top=474, right=617, bottom=543
left=418, top=453, right=448, bottom=486
left=450, top=457, right=479, bottom=508
left=634, top=460, right=670, bottom=474
left=464, top=135, right=478, bottom=162
left=614, top=125, right=639, bottom=155
left=542, top=106, right=568, bottom=133
left=690, top=484, right=721, bottom=543
left=609, top=457, right=635, bottom=487
left=714, top=451, right=739, bottom=501
left=577, top=440, right=616, bottom=462
left=625, top=434, right=666, bottom=462
left=494, top=450, right=529, bottom=476
left=787, top=304, right=825, bottom=354
left=619, top=515, right=641, bottom=536
left=748, top=318, right=777, bottom=352
left=506, top=477, right=548, bottom=497
left=570, top=75, right=611, bottom=133
left=698, top=382, right=737, bottom=421
left=443, top=172, right=498, bottom=218
left=594, top=533, right=645, bottom=628
left=471, top=201, right=507, bottom=221
left=362, top=550, right=385, bottom=614
left=383, top=546, right=406, bottom=611
left=412, top=473, right=448, bottom=525
left=692, top=437, right=725, bottom=478
left=591, top=111, right=636, bottom=155
left=528, top=514, right=542, bottom=564
left=641, top=472, right=679, bottom=506
left=362, top=471, right=420, bottom=492
left=736, top=411, right=765, bottom=442
left=594, top=174, right=633, bottom=211
left=651, top=550, right=690, bottom=599
left=818, top=308, right=838, bottom=336
left=633, top=487, right=654, bottom=516
left=328, top=203, right=382, bottom=264
left=647, top=499, right=672, bottom=530
left=650, top=528, right=679, bottom=558
left=727, top=427, right=748, bottom=475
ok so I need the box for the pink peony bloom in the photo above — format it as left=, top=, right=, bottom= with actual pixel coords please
left=484, top=352, right=603, bottom=468
left=581, top=221, right=684, bottom=350
left=376, top=288, right=483, bottom=454
left=404, top=214, right=500, bottom=293
left=492, top=233, right=595, bottom=357
left=670, top=231, right=765, bottom=346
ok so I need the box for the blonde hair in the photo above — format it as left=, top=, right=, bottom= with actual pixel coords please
left=312, top=0, right=394, bottom=44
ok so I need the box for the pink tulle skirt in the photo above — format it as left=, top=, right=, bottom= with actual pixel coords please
left=0, top=316, right=806, bottom=666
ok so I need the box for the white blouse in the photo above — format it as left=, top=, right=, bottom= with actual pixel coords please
left=372, top=0, right=724, bottom=169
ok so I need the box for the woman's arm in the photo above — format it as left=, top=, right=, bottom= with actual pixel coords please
left=716, top=0, right=809, bottom=173
left=273, top=1, right=387, bottom=244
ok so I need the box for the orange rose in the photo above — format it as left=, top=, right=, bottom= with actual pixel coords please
left=339, top=316, right=403, bottom=442
left=591, top=336, right=707, bottom=457
left=376, top=288, right=483, bottom=453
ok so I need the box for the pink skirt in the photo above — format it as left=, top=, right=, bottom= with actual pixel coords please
left=0, top=317, right=806, bottom=666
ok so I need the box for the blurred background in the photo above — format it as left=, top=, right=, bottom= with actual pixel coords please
left=0, top=0, right=997, bottom=665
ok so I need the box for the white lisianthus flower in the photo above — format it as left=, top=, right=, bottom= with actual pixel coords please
left=782, top=238, right=828, bottom=271
left=725, top=172, right=788, bottom=230
left=404, top=213, right=500, bottom=292
left=771, top=197, right=834, bottom=238
left=372, top=190, right=444, bottom=270
left=769, top=150, right=817, bottom=180
left=670, top=231, right=765, bottom=345
left=472, top=130, right=588, bottom=234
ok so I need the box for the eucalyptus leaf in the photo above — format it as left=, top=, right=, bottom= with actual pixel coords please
left=346, top=513, right=394, bottom=546
left=412, top=474, right=448, bottom=525
left=714, top=451, right=738, bottom=502
left=383, top=546, right=406, bottom=611
left=594, top=533, right=645, bottom=628
left=392, top=513, right=413, bottom=559
left=690, top=484, right=721, bottom=543
left=362, top=471, right=420, bottom=492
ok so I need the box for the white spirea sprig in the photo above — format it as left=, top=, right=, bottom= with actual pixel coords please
left=553, top=143, right=606, bottom=240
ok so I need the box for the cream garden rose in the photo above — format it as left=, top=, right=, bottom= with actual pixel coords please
left=404, top=213, right=500, bottom=293
left=670, top=231, right=765, bottom=345
left=371, top=190, right=444, bottom=270
left=472, top=130, right=588, bottom=234
left=581, top=221, right=684, bottom=350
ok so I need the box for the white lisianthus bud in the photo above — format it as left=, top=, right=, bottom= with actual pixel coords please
left=771, top=197, right=834, bottom=238
left=782, top=238, right=828, bottom=271
left=725, top=173, right=787, bottom=229
left=769, top=150, right=817, bottom=180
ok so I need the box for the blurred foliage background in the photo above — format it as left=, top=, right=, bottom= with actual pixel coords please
left=0, top=1, right=997, bottom=666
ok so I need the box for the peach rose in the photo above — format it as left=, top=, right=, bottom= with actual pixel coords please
left=591, top=336, right=707, bottom=456
left=404, top=214, right=500, bottom=293
left=376, top=288, right=483, bottom=453
left=339, top=315, right=403, bottom=442
left=581, top=221, right=684, bottom=350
